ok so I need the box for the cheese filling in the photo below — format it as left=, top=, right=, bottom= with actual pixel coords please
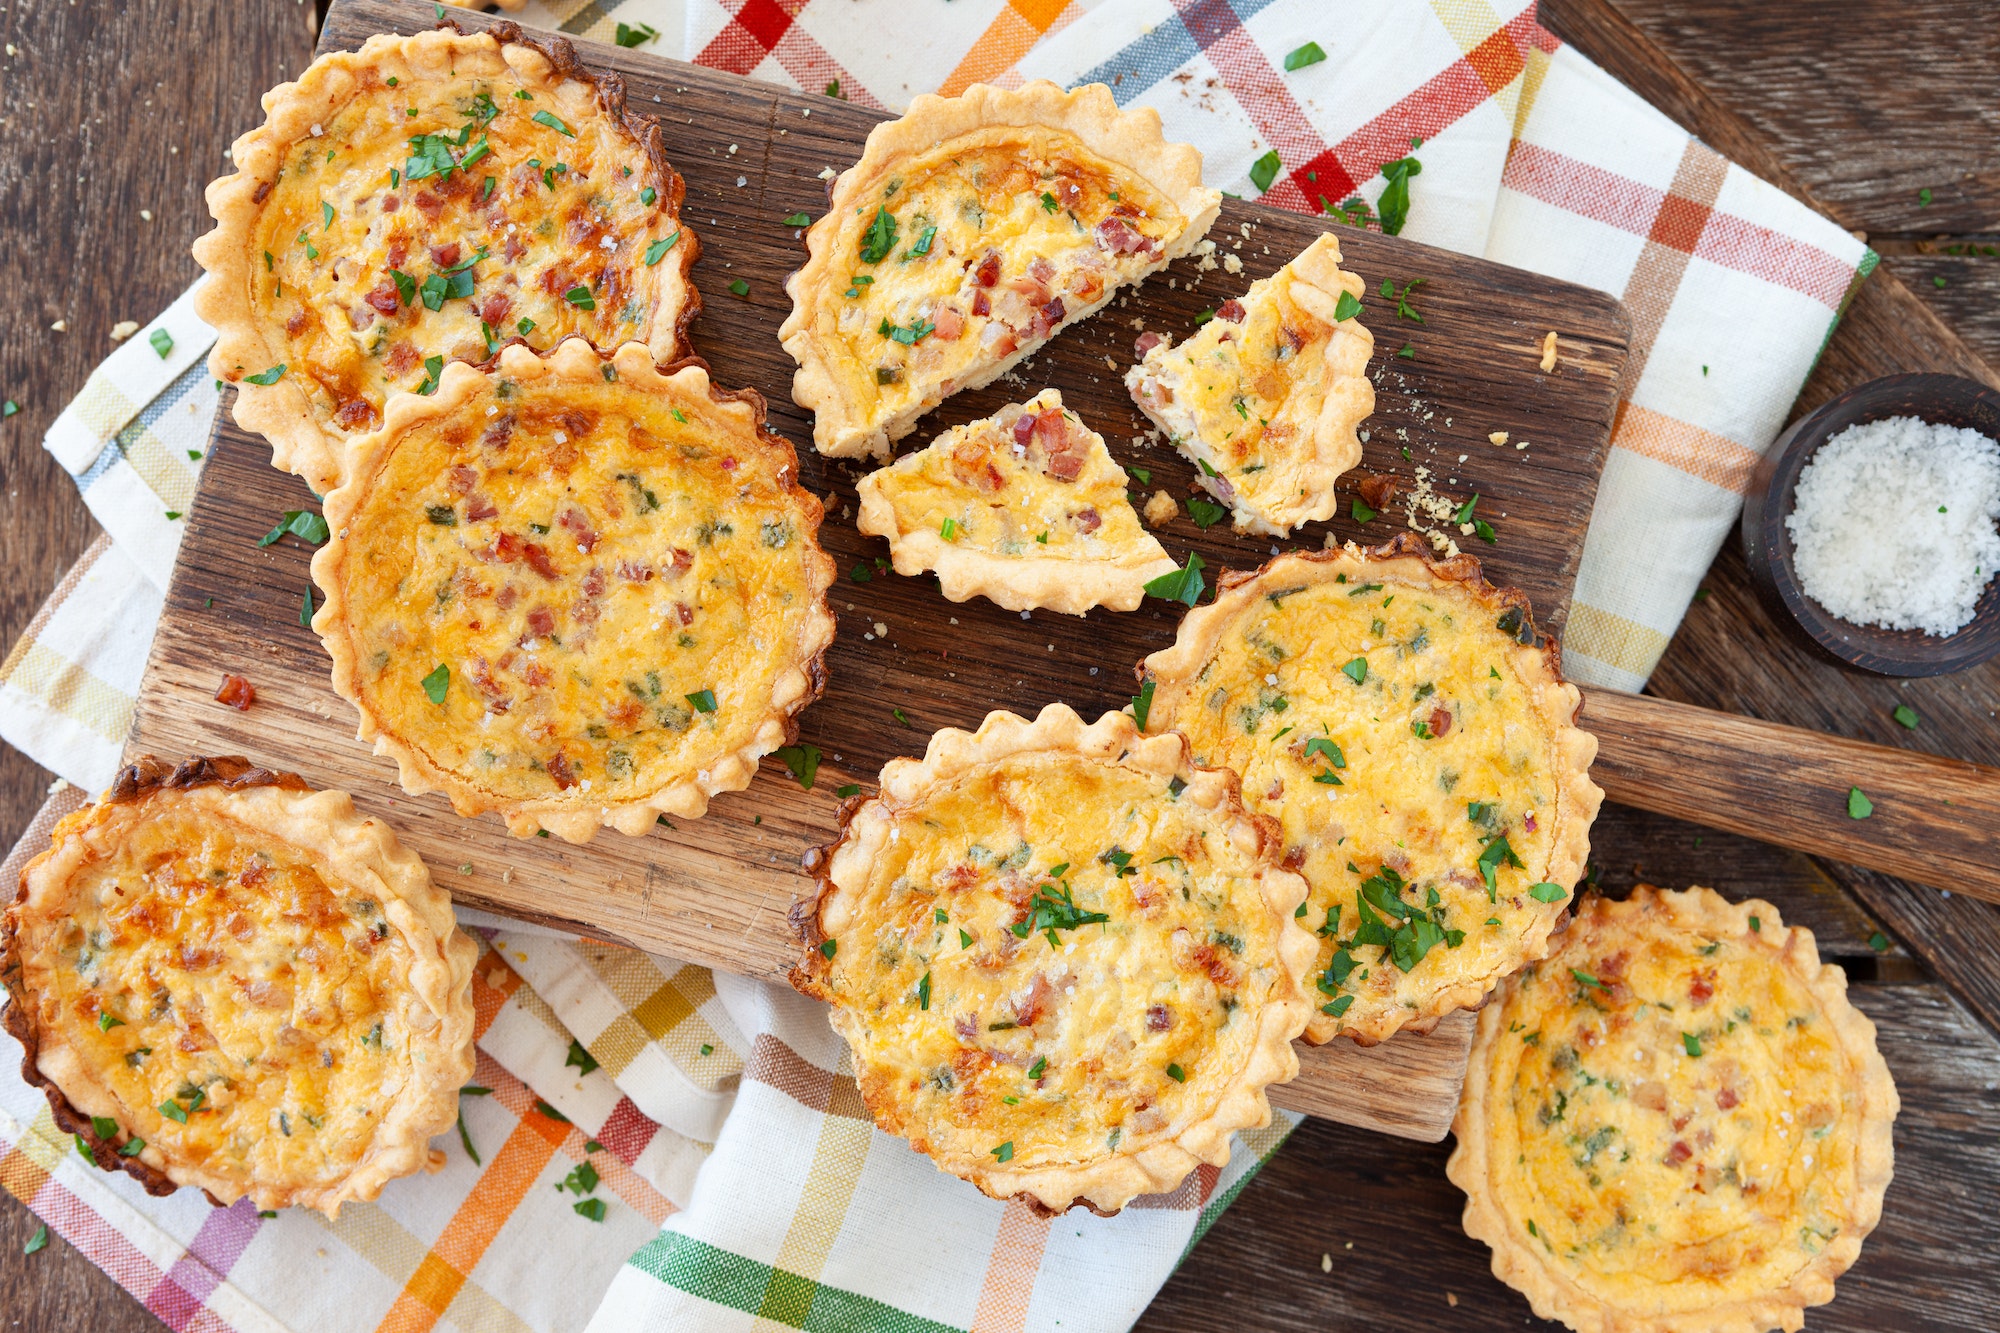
left=30, top=801, right=413, bottom=1191
left=825, top=755, right=1287, bottom=1167
left=245, top=70, right=678, bottom=433
left=337, top=372, right=822, bottom=801
left=1155, top=575, right=1566, bottom=1033
left=1493, top=924, right=1860, bottom=1308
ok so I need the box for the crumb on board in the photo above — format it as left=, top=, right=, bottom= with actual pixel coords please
left=1540, top=330, right=1559, bottom=372
left=1319, top=1254, right=1332, bottom=1273
left=110, top=320, right=139, bottom=342
left=1144, top=490, right=1178, bottom=525
left=1488, top=430, right=1509, bottom=446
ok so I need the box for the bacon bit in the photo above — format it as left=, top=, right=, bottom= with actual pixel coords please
left=1716, top=1086, right=1739, bottom=1110
left=1524, top=813, right=1539, bottom=832
left=1012, top=414, right=1037, bottom=448
left=1071, top=269, right=1104, bottom=303
left=1216, top=299, right=1247, bottom=323
left=1027, top=256, right=1055, bottom=286
left=385, top=239, right=410, bottom=270
left=609, top=698, right=644, bottom=729
left=1671, top=1112, right=1692, bottom=1131
left=1664, top=1141, right=1693, bottom=1167
left=251, top=181, right=271, bottom=205
left=1094, top=216, right=1158, bottom=257
left=1265, top=778, right=1284, bottom=802
left=364, top=282, right=401, bottom=316
left=1633, top=1081, right=1667, bottom=1113
left=384, top=342, right=421, bottom=377
left=521, top=661, right=553, bottom=687
left=446, top=466, right=479, bottom=496
left=522, top=543, right=560, bottom=580
left=949, top=440, right=1005, bottom=493
left=525, top=607, right=556, bottom=638
left=429, top=242, right=461, bottom=269
left=381, top=193, right=400, bottom=214
left=616, top=559, right=654, bottom=583
left=932, top=305, right=964, bottom=341
left=465, top=493, right=499, bottom=522
left=479, top=292, right=513, bottom=328
left=214, top=674, right=256, bottom=710
left=954, top=1014, right=978, bottom=1041
left=284, top=310, right=308, bottom=338
left=1689, top=971, right=1715, bottom=1006
left=504, top=233, right=527, bottom=263
left=1190, top=943, right=1239, bottom=989
left=1012, top=973, right=1056, bottom=1027
left=333, top=398, right=377, bottom=431
left=666, top=548, right=694, bottom=579
left=720, top=457, right=738, bottom=471
left=537, top=266, right=571, bottom=297
left=494, top=584, right=518, bottom=610
left=546, top=751, right=577, bottom=790
left=1145, top=1004, right=1173, bottom=1032
left=579, top=566, right=607, bottom=599
left=938, top=863, right=980, bottom=893
left=1073, top=506, right=1101, bottom=534
left=480, top=413, right=515, bottom=451
left=974, top=251, right=1001, bottom=287
left=557, top=506, right=599, bottom=552
left=1279, top=323, right=1307, bottom=353
left=485, top=531, right=525, bottom=564
left=674, top=602, right=694, bottom=626
left=971, top=290, right=991, bottom=318
left=413, top=189, right=444, bottom=221
left=1134, top=330, right=1165, bottom=358
left=1428, top=706, right=1453, bottom=737
left=1282, top=845, right=1308, bottom=872
left=1032, top=296, right=1067, bottom=339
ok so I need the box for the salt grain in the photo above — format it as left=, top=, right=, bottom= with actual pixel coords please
left=1787, top=415, right=2000, bottom=636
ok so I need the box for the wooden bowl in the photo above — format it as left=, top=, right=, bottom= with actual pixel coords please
left=1741, top=373, right=2000, bottom=677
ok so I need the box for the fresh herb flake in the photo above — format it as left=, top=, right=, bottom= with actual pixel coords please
left=421, top=663, right=451, bottom=705
left=1248, top=150, right=1282, bottom=194
left=1283, top=41, right=1327, bottom=71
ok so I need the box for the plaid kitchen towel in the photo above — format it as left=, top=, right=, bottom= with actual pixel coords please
left=0, top=2, right=1881, bottom=1330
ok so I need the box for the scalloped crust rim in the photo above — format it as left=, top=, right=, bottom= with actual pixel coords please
left=1447, top=887, right=1899, bottom=1333
left=1137, top=533, right=1604, bottom=1046
left=312, top=339, right=837, bottom=843
left=192, top=19, right=700, bottom=494
left=791, top=704, right=1313, bottom=1216
left=0, top=756, right=477, bottom=1218
left=780, top=80, right=1222, bottom=460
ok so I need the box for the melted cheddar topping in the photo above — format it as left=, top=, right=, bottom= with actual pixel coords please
left=825, top=754, right=1288, bottom=1169
left=1490, top=911, right=1861, bottom=1312
left=829, top=133, right=1180, bottom=419
left=243, top=69, right=679, bottom=434
left=1151, top=571, right=1568, bottom=1038
left=337, top=370, right=822, bottom=803
left=31, top=800, right=412, bottom=1192
left=864, top=392, right=1162, bottom=559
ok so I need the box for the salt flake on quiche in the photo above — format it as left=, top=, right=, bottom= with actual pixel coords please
left=1, top=756, right=476, bottom=1218
left=792, top=704, right=1313, bottom=1216
left=1450, top=887, right=1898, bottom=1333
left=1138, top=535, right=1602, bottom=1046
left=1127, top=233, right=1375, bottom=535
left=782, top=81, right=1222, bottom=461
left=193, top=22, right=697, bottom=493
left=311, top=339, right=836, bottom=843
left=855, top=389, right=1177, bottom=614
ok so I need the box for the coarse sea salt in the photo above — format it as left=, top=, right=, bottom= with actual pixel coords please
left=1787, top=415, right=2000, bottom=636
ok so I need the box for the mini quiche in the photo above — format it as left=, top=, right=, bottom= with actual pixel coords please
left=1450, top=887, right=1898, bottom=1333
left=0, top=756, right=476, bottom=1218
left=792, top=705, right=1313, bottom=1216
left=782, top=81, right=1221, bottom=461
left=855, top=389, right=1177, bottom=615
left=1137, top=535, right=1602, bottom=1046
left=312, top=339, right=837, bottom=843
left=1126, top=234, right=1375, bottom=536
left=194, top=22, right=697, bottom=494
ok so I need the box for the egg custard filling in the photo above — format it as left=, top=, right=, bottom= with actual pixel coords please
left=855, top=389, right=1176, bottom=614
left=1127, top=233, right=1376, bottom=536
left=312, top=340, right=836, bottom=842
left=195, top=24, right=695, bottom=492
left=1450, top=887, right=1897, bottom=1333
left=1, top=757, right=476, bottom=1217
left=793, top=706, right=1312, bottom=1216
left=1139, top=538, right=1601, bottom=1045
left=782, top=81, right=1221, bottom=460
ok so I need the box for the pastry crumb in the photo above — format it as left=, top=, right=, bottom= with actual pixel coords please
left=110, top=320, right=139, bottom=342
left=1540, top=330, right=1559, bottom=372
left=1223, top=252, right=1243, bottom=274
left=1320, top=1253, right=1332, bottom=1272
left=1144, top=490, right=1178, bottom=525
left=1447, top=1293, right=1459, bottom=1307
left=1488, top=430, right=1509, bottom=445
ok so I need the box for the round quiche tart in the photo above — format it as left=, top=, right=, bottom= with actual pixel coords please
left=1449, top=887, right=1898, bottom=1333
left=0, top=756, right=477, bottom=1218
left=791, top=704, right=1314, bottom=1216
left=312, top=339, right=837, bottom=842
left=1137, top=535, right=1602, bottom=1045
left=193, top=22, right=698, bottom=494
left=781, top=80, right=1222, bottom=461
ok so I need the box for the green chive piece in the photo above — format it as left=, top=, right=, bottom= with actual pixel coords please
left=916, top=972, right=931, bottom=1010
left=1350, top=497, right=1375, bottom=523
left=821, top=939, right=838, bottom=959
left=421, top=664, right=450, bottom=705
left=118, top=1137, right=145, bottom=1157
left=1682, top=1032, right=1702, bottom=1058
left=1131, top=678, right=1155, bottom=731
left=564, top=286, right=596, bottom=310
left=97, top=1012, right=124, bottom=1031
left=642, top=233, right=683, bottom=269
left=1892, top=704, right=1920, bottom=730
left=834, top=784, right=861, bottom=798
left=457, top=1109, right=481, bottom=1165
left=783, top=212, right=812, bottom=227
left=149, top=328, right=174, bottom=358
left=1341, top=657, right=1368, bottom=685
left=300, top=585, right=314, bottom=628
left=893, top=706, right=913, bottom=727
left=159, top=1099, right=189, bottom=1124
left=1847, top=786, right=1873, bottom=820
left=244, top=364, right=287, bottom=386
left=728, top=278, right=750, bottom=297
left=686, top=689, right=718, bottom=713
left=531, top=110, right=574, bottom=137
left=1869, top=931, right=1889, bottom=953
left=1283, top=41, right=1327, bottom=71
left=1166, top=1063, right=1186, bottom=1082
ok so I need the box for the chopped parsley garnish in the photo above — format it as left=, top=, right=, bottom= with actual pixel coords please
left=158, top=1098, right=189, bottom=1124
left=1125, top=465, right=1152, bottom=486
left=825, top=79, right=844, bottom=99
left=457, top=1109, right=480, bottom=1165
left=835, top=784, right=862, bottom=798
left=615, top=21, right=660, bottom=46
left=91, top=1115, right=117, bottom=1140
left=991, top=1141, right=1014, bottom=1162
left=1283, top=41, right=1326, bottom=70
left=1143, top=551, right=1206, bottom=607
left=416, top=354, right=445, bottom=396
left=1528, top=881, right=1567, bottom=903
left=149, top=328, right=173, bottom=358
left=244, top=364, right=287, bottom=386
left=258, top=509, right=329, bottom=547
left=1377, top=137, right=1424, bottom=236
left=97, top=1012, right=124, bottom=1031
left=1571, top=968, right=1607, bottom=991
left=1304, top=737, right=1345, bottom=768
left=1187, top=496, right=1228, bottom=530
left=1454, top=493, right=1480, bottom=524
left=916, top=972, right=932, bottom=1010
left=1682, top=1032, right=1702, bottom=1058
left=1040, top=192, right=1058, bottom=212
left=1248, top=149, right=1282, bottom=194
left=1847, top=786, right=1873, bottom=819
left=821, top=939, right=838, bottom=959
left=880, top=316, right=935, bottom=344
left=387, top=268, right=417, bottom=304
left=1166, top=1063, right=1187, bottom=1082
left=421, top=664, right=450, bottom=705
left=774, top=742, right=821, bottom=790
left=1340, top=657, right=1368, bottom=685
left=23, top=1225, right=47, bottom=1255
left=639, top=186, right=657, bottom=205
left=300, top=586, right=315, bottom=628
left=1477, top=834, right=1522, bottom=902
left=643, top=232, right=682, bottom=266
left=1869, top=931, right=1889, bottom=953
left=907, top=224, right=937, bottom=257
left=1892, top=704, right=1920, bottom=729
left=531, top=110, right=574, bottom=137
left=573, top=1198, right=607, bottom=1222
left=859, top=206, right=898, bottom=263
left=1332, top=289, right=1363, bottom=322
left=1131, top=678, right=1155, bottom=730
left=119, top=1137, right=144, bottom=1157
left=1350, top=497, right=1375, bottom=523
left=566, top=1039, right=599, bottom=1076
left=1390, top=278, right=1428, bottom=322
left=686, top=689, right=718, bottom=714
left=893, top=707, right=912, bottom=726
left=728, top=278, right=750, bottom=297
left=1193, top=308, right=1215, bottom=326
left=564, top=286, right=597, bottom=310
left=1012, top=880, right=1110, bottom=944
left=1396, top=342, right=1416, bottom=359
left=782, top=211, right=812, bottom=227
left=1474, top=518, right=1497, bottom=544
left=1028, top=1057, right=1047, bottom=1079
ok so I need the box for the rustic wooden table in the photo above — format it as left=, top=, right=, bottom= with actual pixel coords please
left=1, top=1, right=1995, bottom=1328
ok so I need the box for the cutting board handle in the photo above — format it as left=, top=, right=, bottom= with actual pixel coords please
left=1586, top=690, right=2000, bottom=904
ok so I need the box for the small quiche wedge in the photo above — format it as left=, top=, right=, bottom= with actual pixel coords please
left=1138, top=535, right=1602, bottom=1046
left=0, top=756, right=476, bottom=1218
left=782, top=81, right=1221, bottom=461
left=791, top=705, right=1313, bottom=1216
left=312, top=339, right=837, bottom=843
left=855, top=389, right=1178, bottom=614
left=194, top=22, right=697, bottom=494
left=1126, top=233, right=1374, bottom=536
left=1449, top=887, right=1898, bottom=1333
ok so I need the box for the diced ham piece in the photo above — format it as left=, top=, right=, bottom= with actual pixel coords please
left=1094, top=216, right=1158, bottom=257
left=522, top=543, right=560, bottom=580
left=674, top=602, right=694, bottom=626
left=974, top=251, right=1001, bottom=287
left=430, top=242, right=461, bottom=269
left=1716, top=1086, right=1739, bottom=1110
left=616, top=560, right=655, bottom=583
left=381, top=194, right=400, bottom=214
left=1145, top=1004, right=1172, bottom=1032
left=1428, top=706, right=1453, bottom=738
left=1073, top=506, right=1101, bottom=534
left=1690, top=972, right=1714, bottom=1005
left=413, top=190, right=444, bottom=221
left=932, top=305, right=964, bottom=341
left=1134, top=330, right=1165, bottom=358
left=364, top=282, right=401, bottom=316
left=480, top=413, right=514, bottom=451
left=546, top=751, right=577, bottom=790
left=971, top=290, right=991, bottom=318
left=494, top=584, right=518, bottom=610
left=464, top=493, right=499, bottom=522
left=479, top=293, right=513, bottom=328
left=665, top=548, right=694, bottom=579
left=333, top=399, right=376, bottom=431
left=1216, top=299, right=1247, bottom=323
left=215, top=674, right=256, bottom=710
left=446, top=466, right=478, bottom=496
left=384, top=342, right=421, bottom=376
left=1031, top=296, right=1066, bottom=340
left=1028, top=257, right=1055, bottom=285
left=525, top=607, right=556, bottom=638
left=1664, top=1141, right=1693, bottom=1167
left=504, top=233, right=527, bottom=263
left=557, top=506, right=599, bottom=553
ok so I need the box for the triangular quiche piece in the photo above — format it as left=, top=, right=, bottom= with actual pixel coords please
left=856, top=390, right=1179, bottom=615
left=782, top=81, right=1221, bottom=461
left=1126, top=233, right=1375, bottom=536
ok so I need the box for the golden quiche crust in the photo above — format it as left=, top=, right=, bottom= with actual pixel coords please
left=855, top=389, right=1177, bottom=614
left=193, top=22, right=698, bottom=493
left=312, top=339, right=837, bottom=842
left=1449, top=887, right=1898, bottom=1333
left=0, top=756, right=476, bottom=1218
left=1138, top=535, right=1601, bottom=1045
left=781, top=80, right=1222, bottom=461
left=791, top=705, right=1313, bottom=1216
left=1126, top=233, right=1375, bottom=536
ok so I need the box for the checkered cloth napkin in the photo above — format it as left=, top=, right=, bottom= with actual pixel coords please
left=0, top=2, right=1875, bottom=1329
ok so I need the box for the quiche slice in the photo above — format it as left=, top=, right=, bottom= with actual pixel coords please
left=855, top=389, right=1177, bottom=615
left=1137, top=535, right=1602, bottom=1046
left=781, top=81, right=1221, bottom=461
left=791, top=705, right=1313, bottom=1216
left=312, top=339, right=837, bottom=843
left=0, top=756, right=477, bottom=1218
left=193, top=22, right=697, bottom=494
left=1126, top=234, right=1375, bottom=536
left=1450, top=887, right=1898, bottom=1333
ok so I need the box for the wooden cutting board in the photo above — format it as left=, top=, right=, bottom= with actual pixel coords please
left=124, top=0, right=1631, bottom=1142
